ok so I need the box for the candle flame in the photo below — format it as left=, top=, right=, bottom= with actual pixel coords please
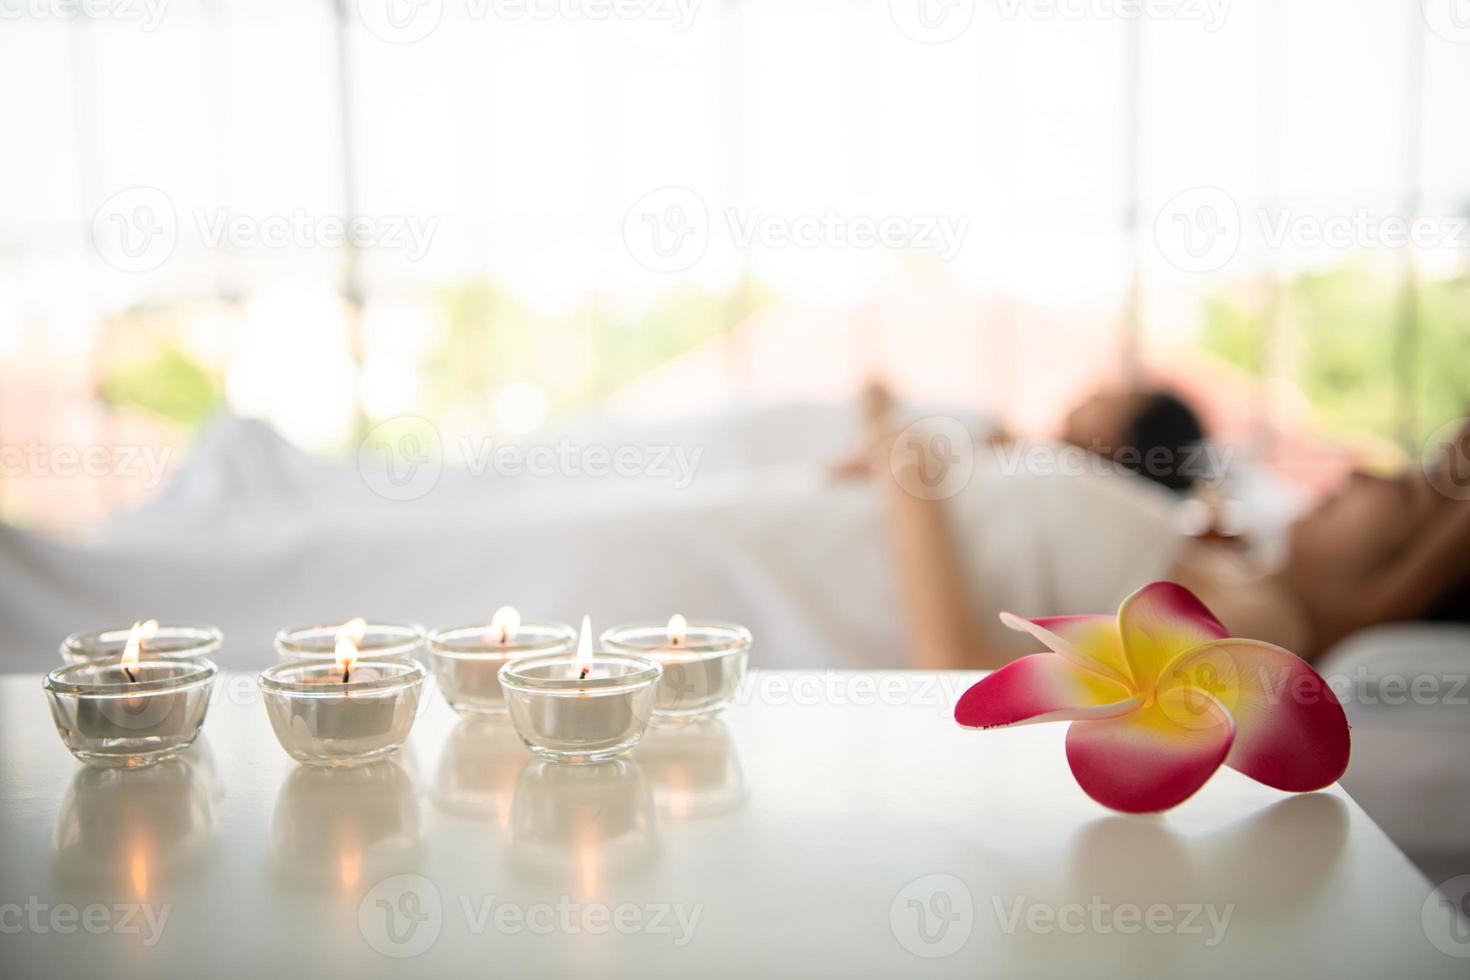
left=667, top=613, right=687, bottom=646
left=576, top=615, right=593, bottom=680
left=335, top=617, right=366, bottom=680
left=490, top=605, right=521, bottom=645
left=120, top=619, right=158, bottom=679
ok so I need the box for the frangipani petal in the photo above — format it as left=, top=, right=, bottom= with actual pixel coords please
left=1159, top=639, right=1351, bottom=792
left=955, top=653, right=1141, bottom=729
left=1065, top=688, right=1235, bottom=813
left=998, top=613, right=1133, bottom=688
left=1118, top=581, right=1228, bottom=693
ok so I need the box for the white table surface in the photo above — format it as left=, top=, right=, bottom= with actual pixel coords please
left=2, top=669, right=1464, bottom=979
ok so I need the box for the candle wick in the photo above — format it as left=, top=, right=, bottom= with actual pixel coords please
left=123, top=666, right=138, bottom=683
left=342, top=665, right=351, bottom=684
left=579, top=666, right=590, bottom=681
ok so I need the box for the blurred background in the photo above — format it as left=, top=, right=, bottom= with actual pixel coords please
left=1, top=0, right=1468, bottom=536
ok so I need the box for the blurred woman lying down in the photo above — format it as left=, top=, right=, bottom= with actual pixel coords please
left=837, top=389, right=1470, bottom=668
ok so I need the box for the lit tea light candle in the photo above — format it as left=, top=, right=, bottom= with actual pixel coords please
left=258, top=620, right=426, bottom=768
left=490, top=606, right=519, bottom=645
left=119, top=619, right=159, bottom=681
left=499, top=616, right=661, bottom=765
left=427, top=607, right=576, bottom=717
left=44, top=620, right=218, bottom=769
left=62, top=620, right=224, bottom=667
left=274, top=619, right=424, bottom=664
left=600, top=616, right=752, bottom=721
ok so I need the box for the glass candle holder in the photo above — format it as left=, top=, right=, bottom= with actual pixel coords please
left=427, top=621, right=577, bottom=716
left=600, top=621, right=752, bottom=720
left=44, top=660, right=217, bottom=769
left=274, top=621, right=424, bottom=664
left=258, top=660, right=426, bottom=768
left=61, top=623, right=222, bottom=666
left=499, top=653, right=661, bottom=765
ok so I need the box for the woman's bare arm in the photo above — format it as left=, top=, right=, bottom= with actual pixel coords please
left=1360, top=497, right=1470, bottom=627
left=880, top=437, right=1005, bottom=670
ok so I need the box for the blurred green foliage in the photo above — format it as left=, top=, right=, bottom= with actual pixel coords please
left=424, top=277, right=768, bottom=428
left=99, top=345, right=220, bottom=425
left=1202, top=267, right=1470, bottom=443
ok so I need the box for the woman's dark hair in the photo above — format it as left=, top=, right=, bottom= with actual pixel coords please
left=1118, top=391, right=1207, bottom=494
left=1426, top=570, right=1470, bottom=625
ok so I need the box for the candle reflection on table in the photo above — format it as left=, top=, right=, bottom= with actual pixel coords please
left=632, top=719, right=747, bottom=821
left=271, top=759, right=421, bottom=892
left=432, top=718, right=527, bottom=825
left=52, top=740, right=217, bottom=899
left=508, top=759, right=657, bottom=888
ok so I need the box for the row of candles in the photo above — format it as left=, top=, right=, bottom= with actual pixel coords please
left=42, top=611, right=752, bottom=771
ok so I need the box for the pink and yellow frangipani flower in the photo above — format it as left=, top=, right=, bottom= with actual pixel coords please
left=954, top=581, right=1351, bottom=813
